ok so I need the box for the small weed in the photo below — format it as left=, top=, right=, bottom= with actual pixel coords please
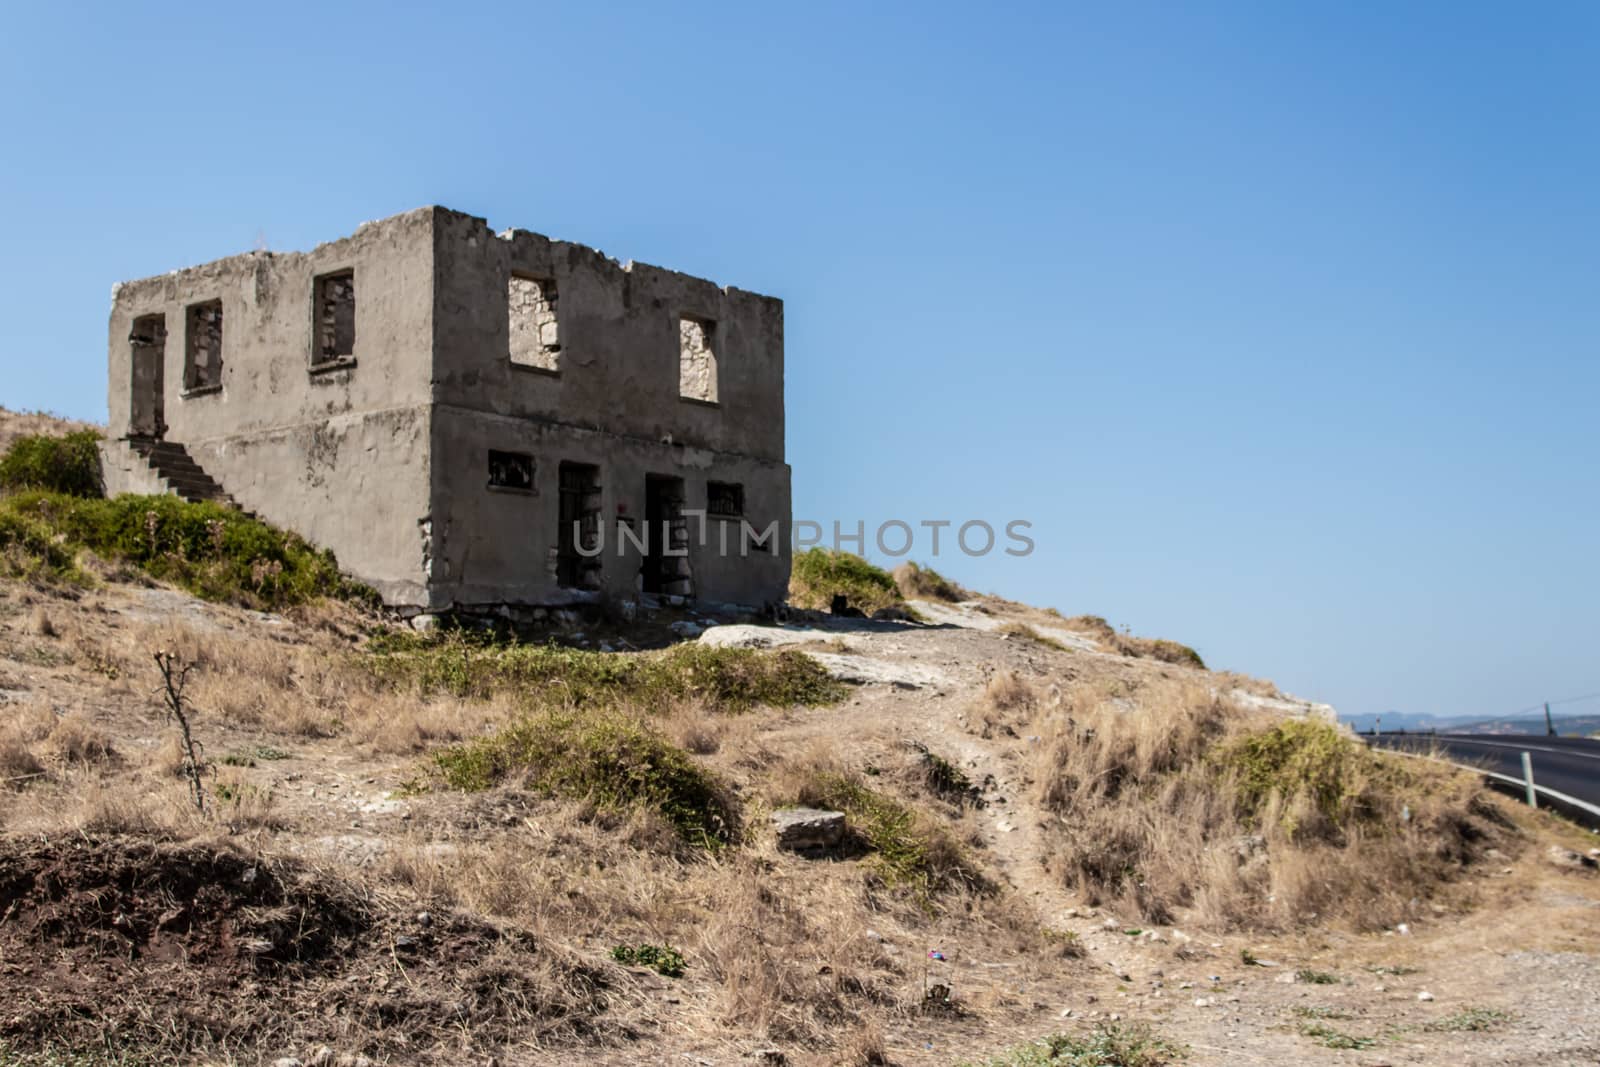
left=1042, top=927, right=1085, bottom=958
left=1291, top=1006, right=1352, bottom=1021
left=610, top=942, right=686, bottom=977
left=1368, top=964, right=1421, bottom=976
left=1426, top=1007, right=1512, bottom=1033
left=219, top=745, right=291, bottom=768
left=1300, top=1024, right=1376, bottom=1050
left=956, top=1022, right=1185, bottom=1066
left=1296, top=969, right=1340, bottom=985
left=1241, top=948, right=1261, bottom=966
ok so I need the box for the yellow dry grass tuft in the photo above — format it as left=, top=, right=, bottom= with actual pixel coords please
left=1032, top=677, right=1509, bottom=930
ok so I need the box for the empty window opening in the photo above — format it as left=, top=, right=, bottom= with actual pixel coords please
left=643, top=474, right=694, bottom=597
left=314, top=271, right=356, bottom=363
left=487, top=449, right=534, bottom=492
left=509, top=275, right=560, bottom=371
left=184, top=300, right=224, bottom=392
left=707, top=481, right=744, bottom=518
left=128, top=314, right=167, bottom=438
left=678, top=316, right=718, bottom=403
left=557, top=462, right=603, bottom=589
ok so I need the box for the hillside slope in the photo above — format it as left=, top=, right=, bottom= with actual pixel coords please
left=1, top=417, right=1598, bottom=1066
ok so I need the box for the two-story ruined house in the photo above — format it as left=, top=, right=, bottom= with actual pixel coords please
left=101, top=207, right=791, bottom=613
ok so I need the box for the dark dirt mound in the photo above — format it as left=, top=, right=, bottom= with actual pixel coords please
left=0, top=837, right=625, bottom=1063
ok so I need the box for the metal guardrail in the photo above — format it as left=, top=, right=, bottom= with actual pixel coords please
left=1364, top=739, right=1600, bottom=830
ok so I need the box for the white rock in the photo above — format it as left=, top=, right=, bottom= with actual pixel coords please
left=1417, top=991, right=1435, bottom=1002
left=770, top=807, right=847, bottom=852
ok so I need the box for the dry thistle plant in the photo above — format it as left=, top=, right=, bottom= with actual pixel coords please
left=154, top=649, right=207, bottom=811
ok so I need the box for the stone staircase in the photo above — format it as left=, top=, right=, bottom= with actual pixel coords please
left=127, top=438, right=242, bottom=509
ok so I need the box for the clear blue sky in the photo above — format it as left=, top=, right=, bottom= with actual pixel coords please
left=2, top=2, right=1596, bottom=721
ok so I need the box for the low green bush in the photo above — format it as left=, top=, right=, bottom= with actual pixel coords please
left=610, top=942, right=686, bottom=977
left=788, top=548, right=902, bottom=614
left=956, top=1023, right=1185, bottom=1066
left=431, top=706, right=737, bottom=846
left=0, top=430, right=103, bottom=497
left=0, top=490, right=365, bottom=610
left=365, top=631, right=844, bottom=711
left=791, top=771, right=983, bottom=899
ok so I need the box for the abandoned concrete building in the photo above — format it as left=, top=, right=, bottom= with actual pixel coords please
left=101, top=207, right=791, bottom=613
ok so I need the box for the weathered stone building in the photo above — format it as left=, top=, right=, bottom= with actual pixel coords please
left=101, top=207, right=791, bottom=612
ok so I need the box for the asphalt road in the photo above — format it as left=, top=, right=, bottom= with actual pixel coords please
left=1364, top=733, right=1600, bottom=826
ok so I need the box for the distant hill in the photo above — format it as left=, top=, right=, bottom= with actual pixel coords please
left=1341, top=711, right=1476, bottom=733
left=1343, top=710, right=1600, bottom=738
left=1451, top=714, right=1600, bottom=738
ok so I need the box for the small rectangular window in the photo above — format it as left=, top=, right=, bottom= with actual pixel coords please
left=184, top=300, right=224, bottom=393
left=707, top=480, right=744, bottom=518
left=509, top=275, right=560, bottom=372
left=314, top=270, right=356, bottom=364
left=487, top=450, right=534, bottom=492
left=678, top=315, right=718, bottom=403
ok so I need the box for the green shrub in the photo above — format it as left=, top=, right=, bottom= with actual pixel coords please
left=610, top=942, right=686, bottom=977
left=1217, top=719, right=1384, bottom=832
left=956, top=1023, right=1185, bottom=1066
left=366, top=631, right=844, bottom=711
left=0, top=430, right=103, bottom=497
left=0, top=490, right=364, bottom=610
left=0, top=506, right=83, bottom=581
left=791, top=771, right=982, bottom=898
left=431, top=707, right=737, bottom=846
left=788, top=548, right=902, bottom=614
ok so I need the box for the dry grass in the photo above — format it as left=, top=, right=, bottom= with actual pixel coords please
left=45, top=711, right=117, bottom=765
left=0, top=406, right=99, bottom=453
left=998, top=621, right=1067, bottom=651
left=973, top=669, right=1042, bottom=738
left=1033, top=677, right=1508, bottom=930
left=892, top=561, right=970, bottom=602
left=0, top=736, right=45, bottom=786
left=1050, top=614, right=1207, bottom=669
left=73, top=614, right=515, bottom=755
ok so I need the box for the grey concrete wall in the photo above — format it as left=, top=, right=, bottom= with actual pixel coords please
left=428, top=405, right=791, bottom=610
left=104, top=209, right=438, bottom=604
left=429, top=209, right=785, bottom=463
left=426, top=208, right=791, bottom=610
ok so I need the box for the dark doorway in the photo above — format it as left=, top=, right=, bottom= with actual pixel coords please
left=557, top=461, right=602, bottom=589
left=129, top=314, right=167, bottom=438
left=642, top=474, right=693, bottom=597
